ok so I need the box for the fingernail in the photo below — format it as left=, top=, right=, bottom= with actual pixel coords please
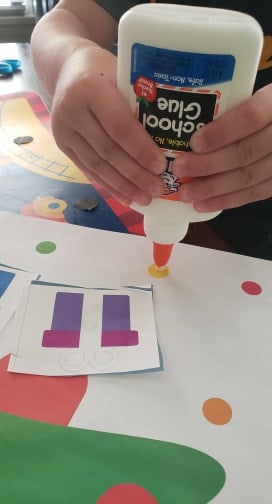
left=119, top=196, right=132, bottom=207
left=179, top=186, right=194, bottom=202
left=173, top=156, right=189, bottom=178
left=149, top=182, right=164, bottom=197
left=190, top=132, right=206, bottom=153
left=150, top=159, right=166, bottom=174
left=194, top=201, right=209, bottom=212
left=134, top=192, right=151, bottom=206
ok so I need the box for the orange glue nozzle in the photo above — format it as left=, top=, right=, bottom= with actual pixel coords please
left=153, top=242, right=174, bottom=269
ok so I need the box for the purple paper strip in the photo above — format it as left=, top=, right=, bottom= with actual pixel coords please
left=51, top=292, right=83, bottom=331
left=101, top=295, right=138, bottom=347
left=42, top=292, right=83, bottom=348
left=102, top=295, right=130, bottom=331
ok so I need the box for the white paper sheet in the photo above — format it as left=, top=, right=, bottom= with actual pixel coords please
left=0, top=211, right=272, bottom=503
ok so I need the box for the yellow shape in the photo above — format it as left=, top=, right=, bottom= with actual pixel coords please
left=0, top=97, right=89, bottom=184
left=33, top=196, right=67, bottom=218
left=202, top=398, right=232, bottom=425
left=148, top=263, right=170, bottom=278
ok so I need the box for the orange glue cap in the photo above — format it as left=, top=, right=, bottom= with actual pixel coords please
left=153, top=242, right=174, bottom=269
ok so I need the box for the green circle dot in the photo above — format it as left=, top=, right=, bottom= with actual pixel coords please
left=36, top=241, right=56, bottom=254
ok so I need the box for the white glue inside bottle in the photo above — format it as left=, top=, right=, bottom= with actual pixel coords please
left=117, top=4, right=263, bottom=273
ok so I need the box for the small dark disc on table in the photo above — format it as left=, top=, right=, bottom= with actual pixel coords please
left=74, top=197, right=99, bottom=211
left=14, top=136, right=34, bottom=145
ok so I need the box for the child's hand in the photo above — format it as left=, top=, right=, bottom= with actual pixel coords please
left=173, top=84, right=272, bottom=211
left=51, top=45, right=166, bottom=206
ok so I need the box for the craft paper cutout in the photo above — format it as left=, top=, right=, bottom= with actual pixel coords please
left=1, top=212, right=272, bottom=501
left=101, top=295, right=139, bottom=347
left=0, top=269, right=15, bottom=297
left=0, top=265, right=37, bottom=335
left=0, top=355, right=87, bottom=424
left=0, top=412, right=226, bottom=504
left=8, top=282, right=159, bottom=376
left=96, top=484, right=158, bottom=504
left=42, top=292, right=84, bottom=347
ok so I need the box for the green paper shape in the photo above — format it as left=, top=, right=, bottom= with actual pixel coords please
left=35, top=241, right=56, bottom=254
left=0, top=412, right=225, bottom=503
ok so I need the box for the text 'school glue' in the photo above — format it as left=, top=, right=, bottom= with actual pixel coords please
left=117, top=4, right=263, bottom=270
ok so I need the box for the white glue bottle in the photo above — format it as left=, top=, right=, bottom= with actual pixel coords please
left=117, top=4, right=263, bottom=270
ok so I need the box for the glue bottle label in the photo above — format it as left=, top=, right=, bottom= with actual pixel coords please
left=130, top=43, right=235, bottom=200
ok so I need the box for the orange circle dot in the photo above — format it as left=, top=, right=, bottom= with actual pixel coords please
left=202, top=398, right=232, bottom=425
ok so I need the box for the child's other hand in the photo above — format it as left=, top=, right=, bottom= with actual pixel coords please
left=173, top=84, right=272, bottom=211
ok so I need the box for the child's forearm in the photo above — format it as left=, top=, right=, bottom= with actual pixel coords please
left=30, top=1, right=116, bottom=98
